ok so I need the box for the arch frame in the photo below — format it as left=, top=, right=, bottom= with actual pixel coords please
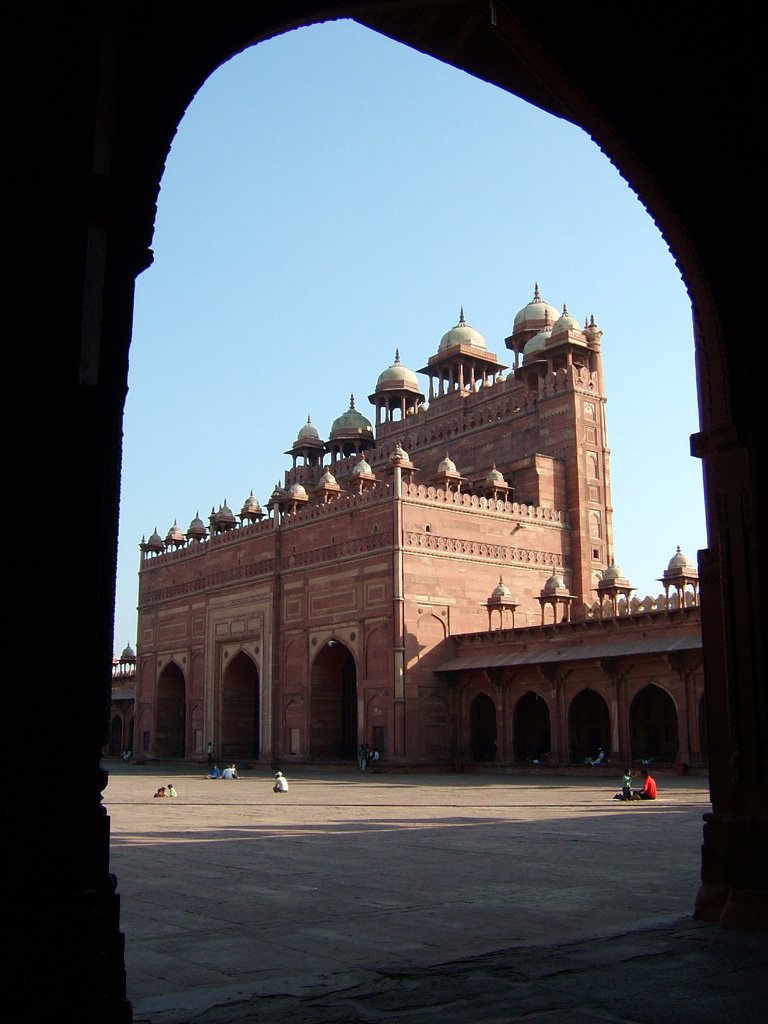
left=11, top=4, right=766, bottom=1018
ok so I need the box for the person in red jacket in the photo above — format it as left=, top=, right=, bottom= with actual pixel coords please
left=634, top=769, right=658, bottom=800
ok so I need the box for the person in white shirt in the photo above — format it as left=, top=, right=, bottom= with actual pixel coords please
left=273, top=771, right=289, bottom=793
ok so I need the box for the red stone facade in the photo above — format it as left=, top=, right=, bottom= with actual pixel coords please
left=135, top=291, right=703, bottom=767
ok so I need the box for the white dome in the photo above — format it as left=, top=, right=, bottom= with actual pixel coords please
left=437, top=453, right=457, bottom=474
left=376, top=350, right=419, bottom=388
left=438, top=308, right=487, bottom=352
left=513, top=284, right=559, bottom=337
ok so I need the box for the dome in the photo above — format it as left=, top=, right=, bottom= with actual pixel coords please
left=438, top=308, right=487, bottom=352
left=543, top=571, right=567, bottom=594
left=602, top=562, right=623, bottom=581
left=145, top=527, right=164, bottom=552
left=318, top=470, right=338, bottom=486
left=165, top=520, right=185, bottom=544
left=490, top=577, right=512, bottom=599
left=551, top=304, right=582, bottom=337
left=486, top=464, right=506, bottom=484
left=437, top=453, right=457, bottom=474
left=352, top=457, right=373, bottom=475
left=513, top=284, right=559, bottom=336
left=376, top=350, right=419, bottom=388
left=288, top=482, right=307, bottom=498
left=667, top=546, right=693, bottom=570
left=120, top=643, right=136, bottom=662
left=187, top=511, right=207, bottom=540
left=296, top=415, right=321, bottom=442
left=522, top=327, right=552, bottom=360
left=214, top=501, right=236, bottom=527
left=330, top=395, right=373, bottom=437
left=240, top=491, right=263, bottom=516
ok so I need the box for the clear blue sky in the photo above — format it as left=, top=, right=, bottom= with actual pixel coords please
left=114, top=19, right=706, bottom=652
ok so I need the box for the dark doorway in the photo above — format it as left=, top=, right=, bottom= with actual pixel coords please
left=310, top=641, right=357, bottom=759
left=630, top=684, right=678, bottom=763
left=156, top=662, right=186, bottom=758
left=470, top=692, right=498, bottom=761
left=514, top=691, right=551, bottom=762
left=221, top=651, right=260, bottom=759
left=569, top=689, right=610, bottom=763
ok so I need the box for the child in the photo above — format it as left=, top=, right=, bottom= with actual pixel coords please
left=613, top=768, right=633, bottom=800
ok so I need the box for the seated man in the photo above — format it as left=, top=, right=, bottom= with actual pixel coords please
left=585, top=747, right=606, bottom=766
left=634, top=768, right=658, bottom=800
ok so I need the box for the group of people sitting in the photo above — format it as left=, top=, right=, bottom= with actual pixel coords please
left=208, top=763, right=238, bottom=780
left=613, top=767, right=658, bottom=801
left=358, top=743, right=381, bottom=771
left=153, top=784, right=177, bottom=798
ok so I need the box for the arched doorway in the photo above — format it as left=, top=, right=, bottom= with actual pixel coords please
left=221, top=651, right=260, bottom=760
left=630, top=684, right=678, bottom=764
left=14, top=8, right=766, bottom=1020
left=310, top=640, right=357, bottom=759
left=569, top=689, right=610, bottom=763
left=470, top=693, right=497, bottom=761
left=155, top=662, right=186, bottom=759
left=514, top=691, right=551, bottom=763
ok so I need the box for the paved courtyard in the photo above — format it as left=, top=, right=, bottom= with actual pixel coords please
left=105, top=764, right=767, bottom=1023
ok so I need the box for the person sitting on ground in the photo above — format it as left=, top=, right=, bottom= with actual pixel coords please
left=585, top=747, right=606, bottom=766
left=209, top=765, right=220, bottom=780
left=167, top=783, right=177, bottom=798
left=613, top=768, right=633, bottom=800
left=273, top=770, right=289, bottom=793
left=221, top=764, right=237, bottom=780
left=634, top=768, right=658, bottom=800
left=153, top=787, right=168, bottom=798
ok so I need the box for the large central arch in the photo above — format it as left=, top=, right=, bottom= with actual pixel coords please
left=12, top=5, right=765, bottom=1020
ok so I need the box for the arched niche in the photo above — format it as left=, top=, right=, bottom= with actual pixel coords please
left=514, top=691, right=551, bottom=763
left=221, top=650, right=260, bottom=760
left=310, top=640, right=357, bottom=759
left=630, top=683, right=678, bottom=764
left=156, top=661, right=186, bottom=759
left=568, top=688, right=609, bottom=764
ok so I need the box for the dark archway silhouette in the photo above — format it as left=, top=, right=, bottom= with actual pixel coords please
left=514, top=690, right=551, bottom=762
left=155, top=662, right=186, bottom=759
left=221, top=651, right=260, bottom=760
left=12, top=6, right=765, bottom=1019
left=630, top=684, right=678, bottom=763
left=470, top=692, right=497, bottom=761
left=569, top=689, right=610, bottom=763
left=310, top=640, right=357, bottom=759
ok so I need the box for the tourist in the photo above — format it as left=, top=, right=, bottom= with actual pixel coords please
left=613, top=768, right=633, bottom=800
left=585, top=747, right=606, bottom=766
left=222, top=763, right=238, bottom=780
left=167, top=783, right=177, bottom=797
left=209, top=765, right=220, bottom=779
left=153, top=787, right=168, bottom=798
left=358, top=744, right=369, bottom=771
left=634, top=768, right=658, bottom=800
left=273, top=771, right=289, bottom=793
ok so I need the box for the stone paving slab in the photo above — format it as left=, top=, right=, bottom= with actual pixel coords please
left=104, top=764, right=767, bottom=1023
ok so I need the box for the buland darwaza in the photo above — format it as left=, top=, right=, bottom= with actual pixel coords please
left=132, top=286, right=704, bottom=769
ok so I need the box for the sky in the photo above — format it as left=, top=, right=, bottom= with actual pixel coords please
left=114, top=19, right=706, bottom=652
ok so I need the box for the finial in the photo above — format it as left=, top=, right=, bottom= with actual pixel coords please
left=533, top=282, right=541, bottom=301
left=394, top=349, right=401, bottom=364
left=562, top=304, right=568, bottom=315
left=459, top=306, right=466, bottom=325
left=307, top=415, right=312, bottom=424
left=590, top=314, right=596, bottom=326
left=349, top=393, right=355, bottom=409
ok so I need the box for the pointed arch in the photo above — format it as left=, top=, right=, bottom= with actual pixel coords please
left=568, top=688, right=609, bottom=763
left=221, top=650, right=260, bottom=760
left=470, top=692, right=497, bottom=761
left=514, top=690, right=551, bottom=763
left=630, top=683, right=678, bottom=764
left=309, top=640, right=357, bottom=759
left=155, top=661, right=186, bottom=758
